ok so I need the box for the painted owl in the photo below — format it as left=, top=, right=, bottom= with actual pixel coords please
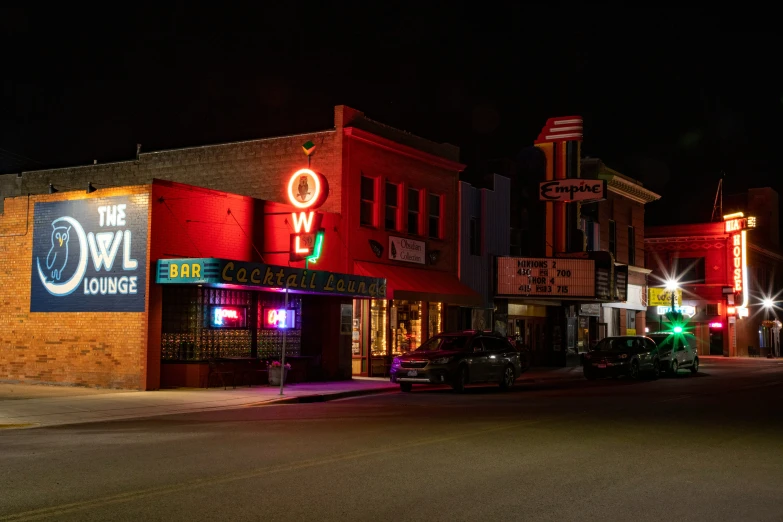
left=46, top=224, right=71, bottom=281
left=297, top=175, right=311, bottom=202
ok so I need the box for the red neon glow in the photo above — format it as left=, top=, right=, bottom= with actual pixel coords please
left=264, top=308, right=295, bottom=329
left=211, top=306, right=246, bottom=328
left=292, top=211, right=315, bottom=233
left=709, top=322, right=723, bottom=328
left=727, top=306, right=736, bottom=315
left=287, top=168, right=321, bottom=209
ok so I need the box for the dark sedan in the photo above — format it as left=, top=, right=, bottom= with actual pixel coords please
left=390, top=330, right=525, bottom=392
left=583, top=336, right=661, bottom=380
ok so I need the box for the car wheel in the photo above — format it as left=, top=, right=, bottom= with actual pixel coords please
left=650, top=360, right=660, bottom=380
left=400, top=382, right=413, bottom=392
left=452, top=365, right=468, bottom=393
left=499, top=365, right=515, bottom=391
left=629, top=360, right=640, bottom=379
left=670, top=359, right=679, bottom=376
left=690, top=357, right=699, bottom=374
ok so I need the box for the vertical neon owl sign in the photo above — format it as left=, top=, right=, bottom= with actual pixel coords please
left=287, top=168, right=328, bottom=263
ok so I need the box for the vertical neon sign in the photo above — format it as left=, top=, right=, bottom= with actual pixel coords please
left=724, top=213, right=751, bottom=315
left=287, top=168, right=327, bottom=263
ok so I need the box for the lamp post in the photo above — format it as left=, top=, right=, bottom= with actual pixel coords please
left=665, top=279, right=679, bottom=318
left=762, top=298, right=776, bottom=358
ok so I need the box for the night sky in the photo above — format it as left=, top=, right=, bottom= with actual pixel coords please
left=2, top=7, right=780, bottom=228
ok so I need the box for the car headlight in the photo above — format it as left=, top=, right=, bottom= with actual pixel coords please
left=432, top=356, right=451, bottom=365
left=618, top=353, right=628, bottom=359
left=392, top=357, right=401, bottom=366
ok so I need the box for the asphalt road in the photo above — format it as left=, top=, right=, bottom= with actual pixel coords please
left=2, top=359, right=782, bottom=522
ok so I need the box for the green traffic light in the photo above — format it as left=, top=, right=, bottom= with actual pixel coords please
left=673, top=326, right=683, bottom=333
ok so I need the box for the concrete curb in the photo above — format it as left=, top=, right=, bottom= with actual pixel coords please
left=258, top=386, right=399, bottom=405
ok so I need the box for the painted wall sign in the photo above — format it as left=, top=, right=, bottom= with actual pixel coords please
left=30, top=195, right=149, bottom=312
left=156, top=258, right=386, bottom=298
left=539, top=179, right=607, bottom=202
left=262, top=308, right=296, bottom=329
left=389, top=236, right=425, bottom=264
left=209, top=306, right=247, bottom=328
left=496, top=257, right=596, bottom=298
left=287, top=168, right=328, bottom=262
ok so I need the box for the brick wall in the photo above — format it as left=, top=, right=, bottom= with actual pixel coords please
left=1, top=130, right=341, bottom=215
left=0, top=185, right=152, bottom=389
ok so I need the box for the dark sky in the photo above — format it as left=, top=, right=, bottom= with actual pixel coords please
left=1, top=6, right=780, bottom=227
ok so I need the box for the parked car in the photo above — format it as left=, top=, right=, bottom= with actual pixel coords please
left=390, top=330, right=525, bottom=392
left=583, top=336, right=660, bottom=380
left=647, top=331, right=699, bottom=375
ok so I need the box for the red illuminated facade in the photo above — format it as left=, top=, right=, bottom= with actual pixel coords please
left=0, top=105, right=480, bottom=389
left=645, top=190, right=783, bottom=357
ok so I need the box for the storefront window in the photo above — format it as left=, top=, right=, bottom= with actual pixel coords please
left=391, top=300, right=422, bottom=354
left=428, top=302, right=442, bottom=339
left=370, top=299, right=388, bottom=356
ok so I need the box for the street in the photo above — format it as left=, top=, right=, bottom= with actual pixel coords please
left=2, top=359, right=782, bottom=522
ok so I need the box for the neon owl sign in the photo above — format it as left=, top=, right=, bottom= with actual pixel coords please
left=287, top=168, right=327, bottom=263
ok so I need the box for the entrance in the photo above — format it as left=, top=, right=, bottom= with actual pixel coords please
left=709, top=325, right=724, bottom=355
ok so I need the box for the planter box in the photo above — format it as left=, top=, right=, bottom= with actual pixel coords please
left=268, top=367, right=289, bottom=386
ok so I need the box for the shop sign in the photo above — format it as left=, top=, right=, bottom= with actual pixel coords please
left=156, top=258, right=386, bottom=298
left=389, top=236, right=425, bottom=264
left=30, top=195, right=148, bottom=312
left=262, top=308, right=296, bottom=329
left=287, top=168, right=328, bottom=263
left=724, top=212, right=750, bottom=313
left=648, top=288, right=682, bottom=307
left=210, top=306, right=247, bottom=328
left=656, top=305, right=696, bottom=318
left=539, top=179, right=607, bottom=202
left=496, top=257, right=596, bottom=298
left=580, top=303, right=600, bottom=316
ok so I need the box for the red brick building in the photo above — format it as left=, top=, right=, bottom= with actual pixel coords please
left=645, top=188, right=783, bottom=357
left=0, top=106, right=480, bottom=389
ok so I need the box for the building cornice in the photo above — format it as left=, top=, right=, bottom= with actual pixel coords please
left=601, top=174, right=661, bottom=204
left=344, top=127, right=467, bottom=172
left=645, top=235, right=729, bottom=244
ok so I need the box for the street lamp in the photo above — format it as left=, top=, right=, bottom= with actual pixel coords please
left=665, top=279, right=679, bottom=312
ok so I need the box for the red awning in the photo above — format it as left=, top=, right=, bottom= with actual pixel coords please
left=354, top=261, right=482, bottom=306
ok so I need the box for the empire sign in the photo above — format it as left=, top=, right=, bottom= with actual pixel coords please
left=539, top=179, right=607, bottom=203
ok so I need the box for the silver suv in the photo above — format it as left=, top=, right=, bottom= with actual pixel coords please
left=647, top=331, right=699, bottom=376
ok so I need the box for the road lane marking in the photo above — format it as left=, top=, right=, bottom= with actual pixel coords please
left=0, top=417, right=553, bottom=521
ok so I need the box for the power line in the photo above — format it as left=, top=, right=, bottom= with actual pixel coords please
left=0, top=146, right=43, bottom=165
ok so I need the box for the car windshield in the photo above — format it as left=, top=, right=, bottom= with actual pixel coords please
left=649, top=333, right=676, bottom=348
left=593, top=338, right=638, bottom=351
left=415, top=335, right=470, bottom=352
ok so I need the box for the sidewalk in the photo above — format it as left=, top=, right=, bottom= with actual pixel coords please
left=699, top=355, right=783, bottom=364
left=0, top=367, right=583, bottom=430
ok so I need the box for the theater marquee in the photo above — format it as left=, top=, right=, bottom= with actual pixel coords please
left=496, top=257, right=596, bottom=298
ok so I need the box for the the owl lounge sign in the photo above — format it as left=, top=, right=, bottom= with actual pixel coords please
left=30, top=195, right=148, bottom=312
left=287, top=168, right=328, bottom=263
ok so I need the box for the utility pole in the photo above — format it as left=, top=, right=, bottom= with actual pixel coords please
left=711, top=174, right=724, bottom=222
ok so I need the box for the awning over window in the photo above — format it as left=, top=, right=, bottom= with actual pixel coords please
left=354, top=261, right=482, bottom=307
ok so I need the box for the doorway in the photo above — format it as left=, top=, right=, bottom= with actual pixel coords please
left=709, top=325, right=724, bottom=355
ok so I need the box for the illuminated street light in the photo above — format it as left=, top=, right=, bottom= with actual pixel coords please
left=665, top=279, right=679, bottom=292
left=673, top=326, right=683, bottom=334
left=763, top=298, right=774, bottom=309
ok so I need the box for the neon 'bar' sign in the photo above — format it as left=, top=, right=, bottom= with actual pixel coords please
left=263, top=308, right=296, bottom=329
left=210, top=306, right=247, bottom=328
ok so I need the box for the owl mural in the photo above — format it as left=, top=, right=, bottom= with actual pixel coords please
left=46, top=224, right=71, bottom=281
left=297, top=175, right=311, bottom=203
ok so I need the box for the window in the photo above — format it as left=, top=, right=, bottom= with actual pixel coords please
left=628, top=226, right=635, bottom=265
left=360, top=176, right=376, bottom=226
left=469, top=216, right=481, bottom=256
left=675, top=257, right=706, bottom=284
left=584, top=219, right=600, bottom=251
left=407, top=188, right=420, bottom=234
left=626, top=310, right=636, bottom=334
left=428, top=193, right=441, bottom=238
left=608, top=219, right=616, bottom=257
left=706, top=304, right=719, bottom=317
left=385, top=182, right=399, bottom=230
